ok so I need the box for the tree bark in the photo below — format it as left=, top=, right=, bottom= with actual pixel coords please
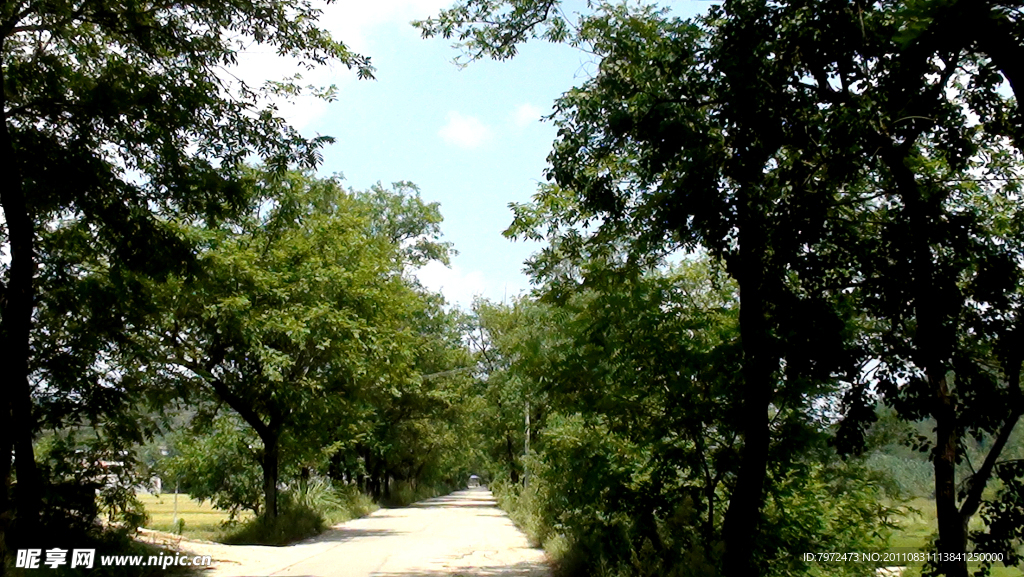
left=722, top=182, right=776, bottom=577
left=261, top=430, right=280, bottom=520
left=506, top=434, right=519, bottom=484
left=933, top=373, right=968, bottom=577
left=0, top=393, right=10, bottom=577
left=0, top=53, right=42, bottom=545
left=884, top=144, right=967, bottom=577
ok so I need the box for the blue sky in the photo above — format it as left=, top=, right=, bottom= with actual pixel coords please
left=233, top=0, right=709, bottom=309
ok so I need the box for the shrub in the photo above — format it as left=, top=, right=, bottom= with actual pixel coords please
left=221, top=505, right=324, bottom=546
left=219, top=478, right=377, bottom=545
left=291, top=478, right=376, bottom=525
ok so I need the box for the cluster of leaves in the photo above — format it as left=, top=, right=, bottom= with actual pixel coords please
left=424, top=1, right=1024, bottom=576
left=1, top=0, right=380, bottom=563
left=474, top=261, right=896, bottom=577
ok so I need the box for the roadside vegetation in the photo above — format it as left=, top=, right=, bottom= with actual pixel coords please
left=138, top=493, right=245, bottom=542
left=3, top=0, right=1024, bottom=576
left=416, top=1, right=1024, bottom=576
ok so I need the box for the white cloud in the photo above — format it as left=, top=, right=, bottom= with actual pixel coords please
left=415, top=261, right=488, bottom=310
left=512, top=103, right=543, bottom=127
left=438, top=111, right=492, bottom=149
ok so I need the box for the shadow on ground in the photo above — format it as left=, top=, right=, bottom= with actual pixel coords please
left=306, top=528, right=401, bottom=543
left=407, top=492, right=499, bottom=510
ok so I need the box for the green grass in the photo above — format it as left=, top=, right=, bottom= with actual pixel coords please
left=890, top=498, right=1020, bottom=577
left=220, top=505, right=324, bottom=546
left=138, top=481, right=379, bottom=546
left=218, top=482, right=378, bottom=545
left=137, top=493, right=251, bottom=542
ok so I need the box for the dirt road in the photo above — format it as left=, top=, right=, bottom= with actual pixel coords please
left=171, top=488, right=551, bottom=577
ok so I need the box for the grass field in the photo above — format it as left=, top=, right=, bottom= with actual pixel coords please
left=891, top=498, right=1019, bottom=577
left=137, top=493, right=251, bottom=542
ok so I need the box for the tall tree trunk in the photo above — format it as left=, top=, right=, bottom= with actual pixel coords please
left=0, top=55, right=42, bottom=546
left=722, top=184, right=776, bottom=577
left=933, top=378, right=968, bottom=577
left=261, top=430, right=280, bottom=520
left=717, top=3, right=785, bottom=571
left=506, top=434, right=519, bottom=484
left=885, top=145, right=967, bottom=577
left=0, top=393, right=10, bottom=577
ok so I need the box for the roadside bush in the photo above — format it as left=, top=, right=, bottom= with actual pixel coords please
left=220, top=479, right=377, bottom=545
left=164, top=417, right=264, bottom=519
left=492, top=417, right=896, bottom=577
left=290, top=478, right=376, bottom=525
left=221, top=505, right=324, bottom=546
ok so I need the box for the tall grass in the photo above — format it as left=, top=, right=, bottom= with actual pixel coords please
left=220, top=478, right=377, bottom=545
left=220, top=504, right=325, bottom=546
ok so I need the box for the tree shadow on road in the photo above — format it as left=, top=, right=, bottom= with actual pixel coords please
left=306, top=527, right=402, bottom=543
left=407, top=492, right=499, bottom=510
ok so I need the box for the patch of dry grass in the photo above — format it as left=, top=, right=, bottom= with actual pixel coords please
left=137, top=493, right=251, bottom=542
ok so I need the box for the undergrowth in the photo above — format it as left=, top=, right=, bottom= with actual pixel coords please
left=220, top=479, right=377, bottom=545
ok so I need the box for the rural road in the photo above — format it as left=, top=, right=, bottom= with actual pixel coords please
left=174, top=488, right=551, bottom=577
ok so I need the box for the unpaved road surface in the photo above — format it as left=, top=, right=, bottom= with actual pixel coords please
left=168, top=488, right=550, bottom=577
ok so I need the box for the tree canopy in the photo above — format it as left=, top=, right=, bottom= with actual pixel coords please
left=6, top=1, right=1024, bottom=576
left=419, top=1, right=1024, bottom=576
left=1, top=0, right=370, bottom=554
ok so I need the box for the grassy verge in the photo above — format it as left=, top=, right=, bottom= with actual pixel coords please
left=138, top=481, right=377, bottom=546
left=220, top=481, right=377, bottom=545
left=219, top=505, right=324, bottom=546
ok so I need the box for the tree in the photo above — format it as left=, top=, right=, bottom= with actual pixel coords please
left=419, top=1, right=1024, bottom=575
left=165, top=415, right=266, bottom=518
left=0, top=0, right=371, bottom=552
left=470, top=298, right=548, bottom=485
left=472, top=5, right=862, bottom=574
left=332, top=291, right=481, bottom=503
left=470, top=260, right=895, bottom=577
left=146, top=169, right=448, bottom=519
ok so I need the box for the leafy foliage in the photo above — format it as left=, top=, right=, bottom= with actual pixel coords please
left=1, top=0, right=373, bottom=557
left=138, top=168, right=458, bottom=518
left=421, top=1, right=1024, bottom=575
left=164, top=416, right=265, bottom=518
left=473, top=260, right=895, bottom=577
